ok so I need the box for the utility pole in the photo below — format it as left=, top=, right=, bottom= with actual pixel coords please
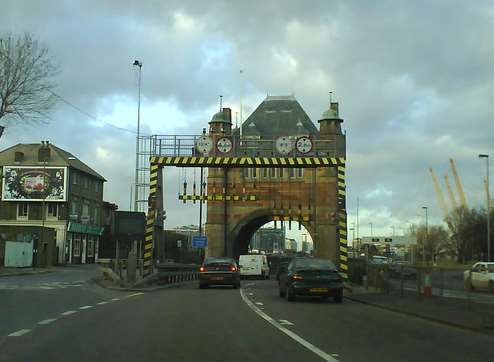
left=422, top=206, right=428, bottom=265
left=369, top=222, right=373, bottom=237
left=479, top=154, right=490, bottom=261
left=133, top=60, right=142, bottom=212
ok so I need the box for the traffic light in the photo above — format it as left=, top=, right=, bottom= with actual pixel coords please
left=384, top=238, right=392, bottom=242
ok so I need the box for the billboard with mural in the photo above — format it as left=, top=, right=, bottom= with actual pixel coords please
left=2, top=166, right=67, bottom=202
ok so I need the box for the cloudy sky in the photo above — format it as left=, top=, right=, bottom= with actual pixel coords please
left=1, top=0, right=493, bottom=242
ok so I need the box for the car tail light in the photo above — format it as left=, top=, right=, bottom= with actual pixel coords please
left=230, top=266, right=237, bottom=272
left=199, top=266, right=205, bottom=272
left=292, top=274, right=303, bottom=280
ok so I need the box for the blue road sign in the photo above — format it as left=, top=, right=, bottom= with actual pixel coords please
left=192, top=236, right=207, bottom=248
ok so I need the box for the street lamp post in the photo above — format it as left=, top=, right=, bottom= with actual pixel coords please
left=422, top=206, right=428, bottom=265
left=133, top=60, right=143, bottom=212
left=479, top=154, right=491, bottom=262
left=369, top=222, right=373, bottom=237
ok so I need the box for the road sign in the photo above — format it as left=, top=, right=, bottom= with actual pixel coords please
left=192, top=236, right=207, bottom=248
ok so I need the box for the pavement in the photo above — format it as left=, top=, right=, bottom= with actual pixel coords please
left=348, top=285, right=494, bottom=333
left=2, top=275, right=494, bottom=362
left=0, top=266, right=55, bottom=277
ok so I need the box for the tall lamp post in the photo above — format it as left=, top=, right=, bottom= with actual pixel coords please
left=369, top=222, right=373, bottom=237
left=479, top=154, right=490, bottom=262
left=422, top=206, right=428, bottom=265
left=133, top=60, right=143, bottom=212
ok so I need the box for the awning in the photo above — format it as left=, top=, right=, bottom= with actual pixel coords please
left=67, top=222, right=104, bottom=236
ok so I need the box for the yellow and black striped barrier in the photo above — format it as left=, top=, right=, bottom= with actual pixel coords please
left=150, top=156, right=344, bottom=168
left=178, top=194, right=258, bottom=201
left=272, top=215, right=311, bottom=222
left=143, top=163, right=159, bottom=276
left=337, top=164, right=348, bottom=280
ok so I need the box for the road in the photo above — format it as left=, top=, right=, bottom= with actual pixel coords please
left=1, top=274, right=493, bottom=362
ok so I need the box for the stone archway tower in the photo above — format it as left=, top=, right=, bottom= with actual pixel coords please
left=205, top=96, right=346, bottom=263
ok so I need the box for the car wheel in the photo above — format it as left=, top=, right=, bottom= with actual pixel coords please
left=489, top=281, right=494, bottom=293
left=285, top=286, right=295, bottom=302
left=232, top=283, right=239, bottom=289
left=465, top=279, right=474, bottom=291
left=279, top=287, right=286, bottom=297
left=334, top=294, right=343, bottom=303
left=265, top=273, right=270, bottom=280
left=199, top=283, right=208, bottom=289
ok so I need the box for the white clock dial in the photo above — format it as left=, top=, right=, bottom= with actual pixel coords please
left=216, top=137, right=233, bottom=153
left=296, top=136, right=313, bottom=154
left=195, top=135, right=213, bottom=155
left=275, top=136, right=293, bottom=155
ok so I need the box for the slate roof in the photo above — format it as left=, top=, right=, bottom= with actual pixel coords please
left=0, top=143, right=106, bottom=181
left=233, top=95, right=319, bottom=138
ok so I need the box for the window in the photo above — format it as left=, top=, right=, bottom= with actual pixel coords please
left=262, top=168, right=268, bottom=178
left=289, top=168, right=295, bottom=178
left=17, top=203, right=29, bottom=219
left=251, top=168, right=257, bottom=178
left=70, top=199, right=78, bottom=214
left=278, top=168, right=284, bottom=178
left=47, top=203, right=58, bottom=218
left=73, top=236, right=81, bottom=257
left=298, top=168, right=303, bottom=178
left=82, top=202, right=89, bottom=218
left=270, top=168, right=276, bottom=178
left=87, top=238, right=95, bottom=257
left=93, top=206, right=99, bottom=223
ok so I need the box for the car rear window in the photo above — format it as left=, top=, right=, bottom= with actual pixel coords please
left=204, top=258, right=235, bottom=266
left=294, top=258, right=336, bottom=271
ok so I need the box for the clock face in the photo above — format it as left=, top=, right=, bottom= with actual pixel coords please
left=216, top=137, right=233, bottom=153
left=275, top=136, right=293, bottom=155
left=195, top=135, right=213, bottom=155
left=296, top=136, right=313, bottom=154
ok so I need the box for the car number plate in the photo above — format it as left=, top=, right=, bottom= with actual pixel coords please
left=310, top=288, right=328, bottom=293
left=211, top=277, right=224, bottom=281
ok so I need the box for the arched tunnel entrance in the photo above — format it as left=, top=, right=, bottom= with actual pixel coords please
left=229, top=209, right=315, bottom=260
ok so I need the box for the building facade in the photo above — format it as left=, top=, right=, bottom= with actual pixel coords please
left=0, top=142, right=106, bottom=266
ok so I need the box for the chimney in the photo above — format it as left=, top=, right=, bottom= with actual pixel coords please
left=222, top=107, right=232, bottom=124
left=38, top=141, right=51, bottom=162
left=330, top=102, right=339, bottom=115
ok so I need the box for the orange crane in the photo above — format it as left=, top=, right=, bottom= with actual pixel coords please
left=444, top=174, right=458, bottom=210
left=449, top=158, right=468, bottom=208
left=429, top=168, right=449, bottom=219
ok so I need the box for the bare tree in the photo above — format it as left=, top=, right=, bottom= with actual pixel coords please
left=412, top=224, right=450, bottom=264
left=0, top=33, right=58, bottom=125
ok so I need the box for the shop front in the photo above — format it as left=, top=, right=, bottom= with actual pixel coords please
left=66, top=222, right=103, bottom=264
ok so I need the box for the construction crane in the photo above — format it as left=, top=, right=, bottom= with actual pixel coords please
left=449, top=158, right=468, bottom=208
left=429, top=168, right=449, bottom=219
left=444, top=174, right=458, bottom=210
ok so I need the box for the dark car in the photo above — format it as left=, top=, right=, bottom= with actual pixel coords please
left=198, top=257, right=240, bottom=289
left=278, top=257, right=343, bottom=303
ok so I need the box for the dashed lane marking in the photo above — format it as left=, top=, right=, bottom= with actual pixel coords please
left=79, top=305, right=93, bottom=310
left=249, top=293, right=254, bottom=296
left=240, top=289, right=339, bottom=362
left=279, top=319, right=295, bottom=326
left=97, top=301, right=108, bottom=305
left=111, top=298, right=120, bottom=301
left=8, top=329, right=31, bottom=337
left=256, top=302, right=264, bottom=306
left=126, top=292, right=145, bottom=298
left=61, top=310, right=77, bottom=316
left=38, top=318, right=57, bottom=325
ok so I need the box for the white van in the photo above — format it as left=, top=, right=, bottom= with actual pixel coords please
left=239, top=254, right=270, bottom=279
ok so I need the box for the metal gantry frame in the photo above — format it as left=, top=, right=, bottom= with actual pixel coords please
left=143, top=155, right=348, bottom=281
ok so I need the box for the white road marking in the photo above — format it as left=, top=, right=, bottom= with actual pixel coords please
left=111, top=298, right=120, bottom=301
left=39, top=286, right=55, bottom=290
left=249, top=293, right=254, bottom=296
left=126, top=292, right=145, bottom=298
left=255, top=302, right=264, bottom=306
left=279, top=319, right=295, bottom=326
left=61, top=310, right=77, bottom=316
left=97, top=301, right=108, bottom=305
left=8, top=329, right=31, bottom=337
left=240, top=289, right=339, bottom=362
left=79, top=305, right=93, bottom=310
left=38, top=318, right=57, bottom=325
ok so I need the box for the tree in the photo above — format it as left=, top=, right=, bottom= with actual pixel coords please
left=412, top=224, right=450, bottom=264
left=0, top=33, right=57, bottom=125
left=445, top=207, right=486, bottom=263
